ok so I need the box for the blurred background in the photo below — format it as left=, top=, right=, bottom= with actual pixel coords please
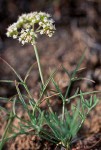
left=0, top=1, right=101, bottom=149
left=0, top=0, right=101, bottom=40
left=0, top=0, right=101, bottom=95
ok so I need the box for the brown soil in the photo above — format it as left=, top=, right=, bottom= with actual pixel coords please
left=0, top=27, right=101, bottom=149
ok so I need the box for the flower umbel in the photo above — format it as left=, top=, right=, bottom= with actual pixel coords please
left=6, top=12, right=55, bottom=45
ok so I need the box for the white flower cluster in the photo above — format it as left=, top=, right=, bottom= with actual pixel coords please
left=6, top=12, right=55, bottom=45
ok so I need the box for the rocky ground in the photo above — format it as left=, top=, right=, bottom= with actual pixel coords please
left=0, top=26, right=101, bottom=149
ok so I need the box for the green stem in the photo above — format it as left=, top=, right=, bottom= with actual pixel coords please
left=33, top=44, right=53, bottom=113
left=23, top=83, right=33, bottom=99
left=33, top=44, right=44, bottom=85
left=62, top=101, right=65, bottom=121
left=65, top=146, right=70, bottom=150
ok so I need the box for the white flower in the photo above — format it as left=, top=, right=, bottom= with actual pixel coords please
left=18, top=18, right=23, bottom=23
left=50, top=25, right=54, bottom=30
left=39, top=22, right=43, bottom=26
left=36, top=15, right=40, bottom=20
left=40, top=30, right=44, bottom=35
left=44, top=17, right=48, bottom=22
left=13, top=28, right=17, bottom=31
left=26, top=29, right=30, bottom=32
left=48, top=33, right=52, bottom=37
left=43, top=24, right=46, bottom=28
left=50, top=19, right=54, bottom=23
left=22, top=41, right=25, bottom=45
left=30, top=32, right=33, bottom=36
left=46, top=22, right=50, bottom=26
left=25, top=39, right=28, bottom=43
left=6, top=32, right=10, bottom=37
left=32, top=19, right=35, bottom=23
left=18, top=38, right=22, bottom=42
left=46, top=13, right=51, bottom=17
left=13, top=35, right=17, bottom=39
left=34, top=33, right=37, bottom=38
left=21, top=29, right=24, bottom=33
left=47, top=30, right=50, bottom=34
left=6, top=11, right=55, bottom=45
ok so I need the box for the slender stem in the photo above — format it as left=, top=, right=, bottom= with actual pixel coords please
left=77, top=110, right=90, bottom=132
left=33, top=44, right=44, bottom=85
left=65, top=79, right=72, bottom=98
left=62, top=101, right=65, bottom=121
left=33, top=44, right=53, bottom=113
left=23, top=83, right=33, bottom=99
left=66, top=91, right=99, bottom=102
left=65, top=145, right=70, bottom=150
